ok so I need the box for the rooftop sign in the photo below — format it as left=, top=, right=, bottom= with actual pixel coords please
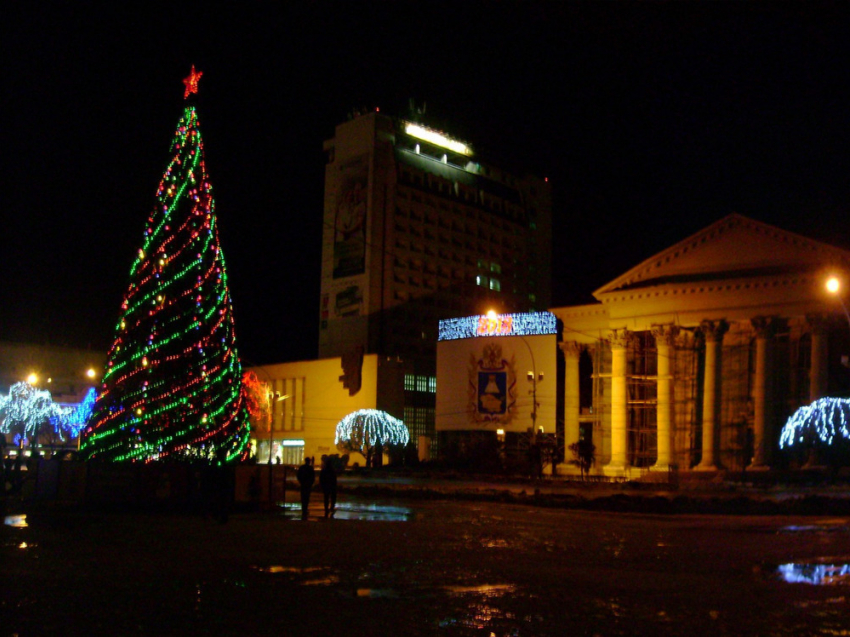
left=404, top=122, right=471, bottom=156
left=438, top=312, right=558, bottom=341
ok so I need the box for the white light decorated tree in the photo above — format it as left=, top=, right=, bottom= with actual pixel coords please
left=0, top=382, right=94, bottom=450
left=335, top=409, right=409, bottom=467
left=780, top=397, right=850, bottom=448
left=780, top=397, right=850, bottom=466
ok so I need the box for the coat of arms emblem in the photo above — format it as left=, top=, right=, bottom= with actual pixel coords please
left=468, top=341, right=517, bottom=426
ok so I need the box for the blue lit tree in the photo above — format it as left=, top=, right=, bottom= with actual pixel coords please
left=780, top=397, right=850, bottom=468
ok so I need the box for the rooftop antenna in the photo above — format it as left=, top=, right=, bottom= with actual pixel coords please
left=408, top=98, right=427, bottom=121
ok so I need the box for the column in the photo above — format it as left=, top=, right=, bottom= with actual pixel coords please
left=651, top=324, right=679, bottom=471
left=750, top=317, right=774, bottom=470
left=804, top=315, right=828, bottom=469
left=607, top=329, right=632, bottom=473
left=696, top=320, right=728, bottom=470
left=561, top=341, right=581, bottom=453
left=808, top=315, right=829, bottom=403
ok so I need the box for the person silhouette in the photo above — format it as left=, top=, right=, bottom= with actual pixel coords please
left=296, top=457, right=315, bottom=520
left=319, top=457, right=338, bottom=517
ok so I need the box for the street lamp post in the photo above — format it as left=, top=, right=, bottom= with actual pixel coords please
left=485, top=311, right=543, bottom=432
left=266, top=389, right=289, bottom=510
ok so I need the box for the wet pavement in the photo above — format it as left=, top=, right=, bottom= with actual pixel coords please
left=5, top=494, right=850, bottom=636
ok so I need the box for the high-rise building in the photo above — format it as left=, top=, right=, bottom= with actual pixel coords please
left=319, top=110, right=552, bottom=448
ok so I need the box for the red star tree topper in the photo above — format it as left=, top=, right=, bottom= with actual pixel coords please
left=183, top=65, right=203, bottom=99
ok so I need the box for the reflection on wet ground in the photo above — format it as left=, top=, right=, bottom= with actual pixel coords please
left=7, top=501, right=850, bottom=635
left=252, top=565, right=326, bottom=574
left=356, top=588, right=400, bottom=598
left=278, top=499, right=415, bottom=521
left=4, top=514, right=27, bottom=528
left=778, top=562, right=850, bottom=585
left=780, top=518, right=850, bottom=533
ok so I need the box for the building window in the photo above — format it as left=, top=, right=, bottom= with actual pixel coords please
left=476, top=275, right=488, bottom=287
left=490, top=262, right=502, bottom=274
left=489, top=279, right=501, bottom=292
left=405, top=374, right=436, bottom=394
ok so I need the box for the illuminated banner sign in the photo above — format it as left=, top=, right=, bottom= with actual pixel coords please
left=438, top=312, right=557, bottom=341
left=404, top=122, right=471, bottom=156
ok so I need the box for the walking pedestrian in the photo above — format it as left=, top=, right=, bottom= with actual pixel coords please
left=319, top=457, right=338, bottom=517
left=296, top=457, right=315, bottom=520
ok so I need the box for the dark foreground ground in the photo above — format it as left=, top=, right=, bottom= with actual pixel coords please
left=5, top=490, right=850, bottom=636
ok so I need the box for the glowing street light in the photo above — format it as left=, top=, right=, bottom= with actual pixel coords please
left=826, top=276, right=850, bottom=331
left=86, top=368, right=96, bottom=379
left=26, top=373, right=38, bottom=385
left=827, top=276, right=841, bottom=294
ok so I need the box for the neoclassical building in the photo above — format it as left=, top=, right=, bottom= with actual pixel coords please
left=552, top=214, right=850, bottom=477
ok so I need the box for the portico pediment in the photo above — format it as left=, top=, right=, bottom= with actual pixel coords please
left=594, top=214, right=850, bottom=299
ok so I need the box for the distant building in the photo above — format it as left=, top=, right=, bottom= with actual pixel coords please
left=552, top=214, right=850, bottom=477
left=246, top=354, right=405, bottom=466
left=319, top=111, right=552, bottom=451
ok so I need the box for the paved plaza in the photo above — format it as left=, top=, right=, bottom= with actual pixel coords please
left=5, top=490, right=850, bottom=636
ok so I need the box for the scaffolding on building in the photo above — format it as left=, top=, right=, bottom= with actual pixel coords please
left=583, top=320, right=815, bottom=473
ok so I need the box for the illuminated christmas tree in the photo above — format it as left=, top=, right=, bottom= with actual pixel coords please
left=81, top=67, right=250, bottom=463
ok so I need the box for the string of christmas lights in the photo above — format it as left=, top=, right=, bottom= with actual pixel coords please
left=51, top=387, right=97, bottom=438
left=438, top=312, right=558, bottom=342
left=81, top=73, right=250, bottom=464
left=334, top=409, right=410, bottom=452
left=779, top=397, right=850, bottom=449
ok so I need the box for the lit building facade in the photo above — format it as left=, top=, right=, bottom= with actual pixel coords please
left=436, top=312, right=558, bottom=458
left=319, top=111, right=552, bottom=451
left=552, top=214, right=850, bottom=477
left=247, top=354, right=405, bottom=466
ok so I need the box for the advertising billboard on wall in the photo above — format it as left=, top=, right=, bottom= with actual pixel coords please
left=332, top=156, right=369, bottom=279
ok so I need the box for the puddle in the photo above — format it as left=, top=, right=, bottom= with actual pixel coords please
left=302, top=575, right=340, bottom=586
left=279, top=501, right=415, bottom=521
left=4, top=514, right=28, bottom=528
left=778, top=562, right=850, bottom=585
left=252, top=565, right=324, bottom=575
left=437, top=583, right=524, bottom=632
left=252, top=565, right=339, bottom=586
left=356, top=588, right=400, bottom=598
left=444, top=584, right=517, bottom=596
left=780, top=519, right=850, bottom=533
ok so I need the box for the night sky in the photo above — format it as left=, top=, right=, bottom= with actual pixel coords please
left=6, top=3, right=850, bottom=365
